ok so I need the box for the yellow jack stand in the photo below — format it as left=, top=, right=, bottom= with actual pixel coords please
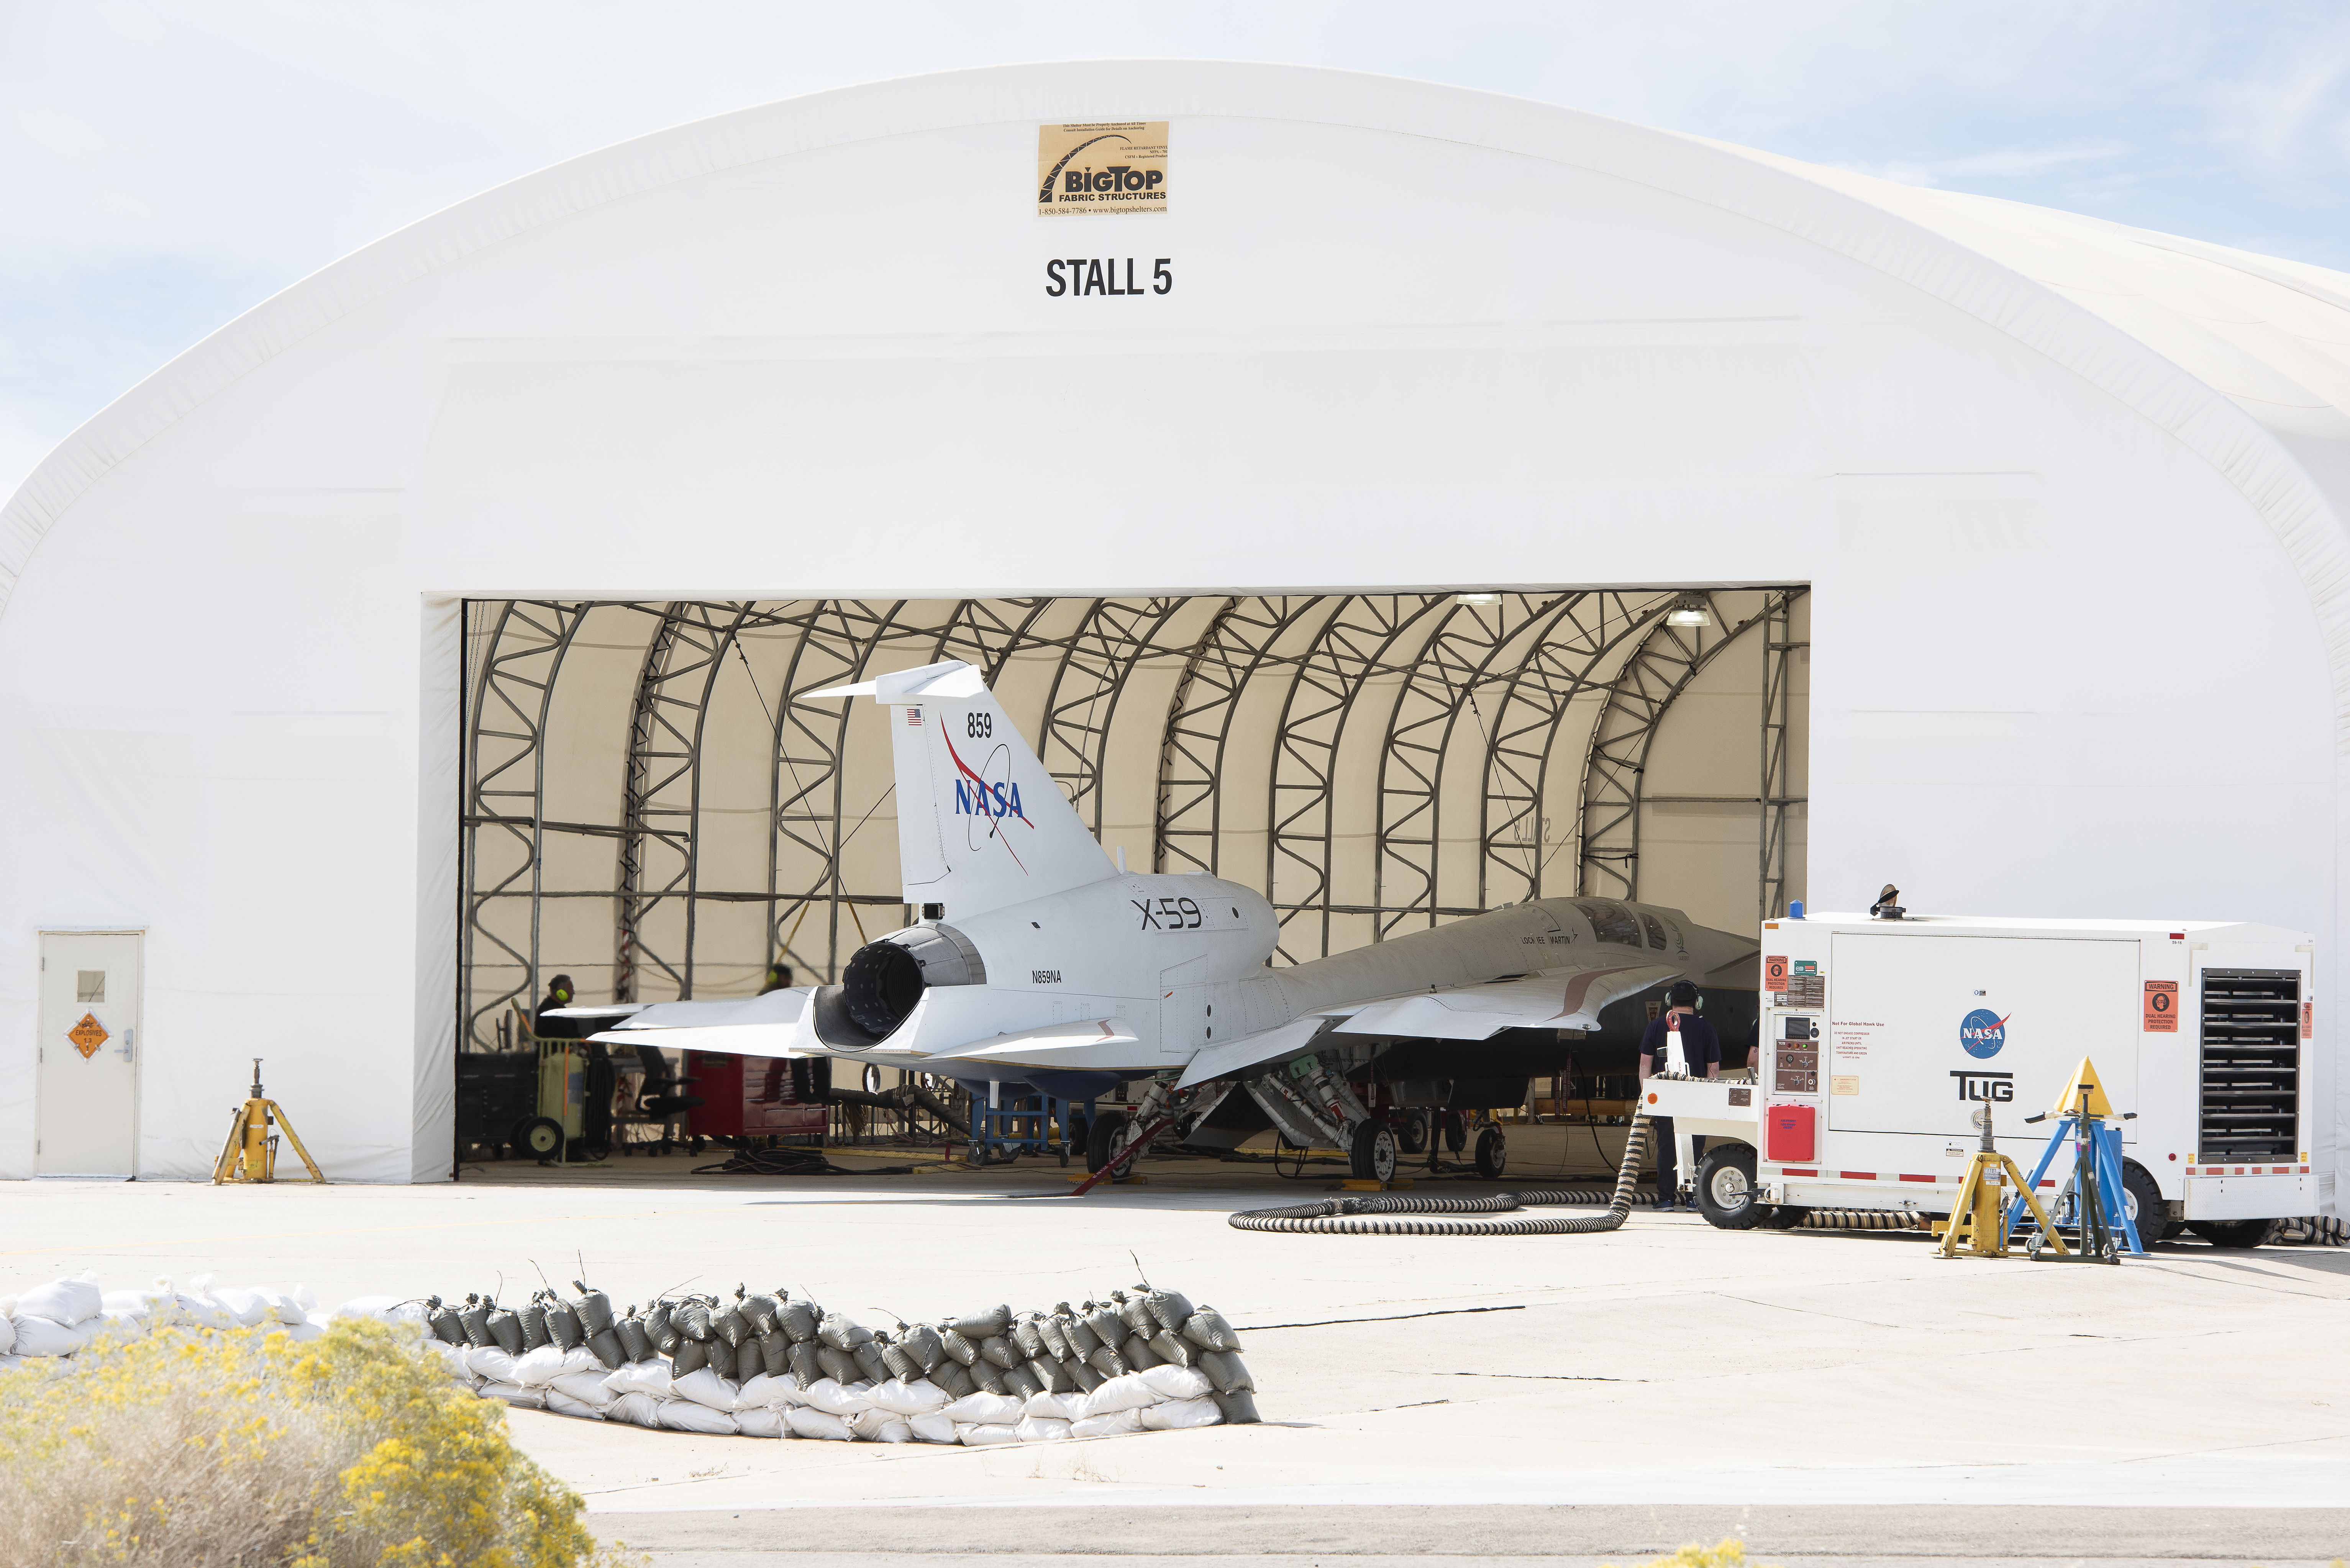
left=213, top=1058, right=326, bottom=1184
left=1935, top=1101, right=2059, bottom=1258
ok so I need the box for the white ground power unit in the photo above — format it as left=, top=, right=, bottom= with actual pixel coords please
left=1646, top=913, right=2322, bottom=1242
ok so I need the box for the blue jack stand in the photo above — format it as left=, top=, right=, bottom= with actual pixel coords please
left=2009, top=1072, right=2142, bottom=1263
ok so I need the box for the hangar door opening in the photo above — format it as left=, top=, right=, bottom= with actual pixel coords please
left=458, top=589, right=1808, bottom=1044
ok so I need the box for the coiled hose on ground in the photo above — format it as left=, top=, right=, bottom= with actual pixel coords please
left=1229, top=1117, right=1652, bottom=1235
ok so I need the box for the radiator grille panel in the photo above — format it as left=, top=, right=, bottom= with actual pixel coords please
left=2199, top=968, right=2299, bottom=1162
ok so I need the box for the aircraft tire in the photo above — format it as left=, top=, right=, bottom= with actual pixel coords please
left=1473, top=1126, right=1506, bottom=1181
left=1761, top=1204, right=1808, bottom=1229
left=1086, top=1111, right=1133, bottom=1180
left=1350, top=1122, right=1399, bottom=1184
left=1694, top=1144, right=1767, bottom=1229
left=1399, top=1110, right=1431, bottom=1155
left=2122, top=1161, right=2170, bottom=1244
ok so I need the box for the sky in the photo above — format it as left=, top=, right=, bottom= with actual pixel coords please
left=3, top=2, right=2348, bottom=503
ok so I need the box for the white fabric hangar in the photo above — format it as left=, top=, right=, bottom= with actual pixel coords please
left=2, top=61, right=2346, bottom=1190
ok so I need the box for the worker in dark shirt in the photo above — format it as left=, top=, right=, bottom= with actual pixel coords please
left=532, top=975, right=615, bottom=1155
left=532, top=975, right=583, bottom=1040
left=1638, top=979, right=1720, bottom=1210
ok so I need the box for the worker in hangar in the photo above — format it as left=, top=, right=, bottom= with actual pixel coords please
left=1639, top=979, right=1720, bottom=1210
left=533, top=975, right=618, bottom=1152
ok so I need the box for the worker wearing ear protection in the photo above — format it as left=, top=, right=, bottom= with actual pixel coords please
left=1638, top=979, right=1720, bottom=1210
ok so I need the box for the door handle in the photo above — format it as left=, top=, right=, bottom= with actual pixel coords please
left=118, top=1028, right=134, bottom=1062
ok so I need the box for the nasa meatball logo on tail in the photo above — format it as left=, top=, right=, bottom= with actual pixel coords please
left=810, top=661, right=1118, bottom=919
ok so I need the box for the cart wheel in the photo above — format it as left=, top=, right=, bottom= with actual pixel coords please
left=2121, top=1162, right=2169, bottom=1245
left=1473, top=1125, right=1507, bottom=1181
left=516, top=1117, right=563, bottom=1161
left=1351, top=1122, right=1399, bottom=1184
left=1058, top=1142, right=1071, bottom=1168
left=1694, top=1145, right=1767, bottom=1229
left=689, top=1136, right=706, bottom=1156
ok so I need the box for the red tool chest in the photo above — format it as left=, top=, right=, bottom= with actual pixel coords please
left=1765, top=1102, right=1815, bottom=1163
left=687, top=1054, right=827, bottom=1139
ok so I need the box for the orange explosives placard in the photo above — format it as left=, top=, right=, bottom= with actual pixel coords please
left=1765, top=955, right=1789, bottom=993
left=2143, top=981, right=2178, bottom=1033
left=67, top=1012, right=108, bottom=1058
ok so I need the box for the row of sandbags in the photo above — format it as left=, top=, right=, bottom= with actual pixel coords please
left=337, top=1279, right=1259, bottom=1443
left=0, top=1270, right=326, bottom=1368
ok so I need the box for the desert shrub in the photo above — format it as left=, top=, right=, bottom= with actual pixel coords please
left=1617, top=1542, right=1768, bottom=1568
left=0, top=1318, right=639, bottom=1567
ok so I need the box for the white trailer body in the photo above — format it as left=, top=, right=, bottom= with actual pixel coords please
left=1658, top=913, right=2321, bottom=1227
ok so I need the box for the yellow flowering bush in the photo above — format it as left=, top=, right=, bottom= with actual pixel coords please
left=1615, top=1542, right=1769, bottom=1568
left=0, top=1317, right=639, bottom=1567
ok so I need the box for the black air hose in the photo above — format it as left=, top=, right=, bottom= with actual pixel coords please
left=1800, top=1208, right=1929, bottom=1230
left=1230, top=1117, right=1652, bottom=1235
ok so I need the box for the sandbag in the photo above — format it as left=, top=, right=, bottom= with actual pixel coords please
left=1024, top=1390, right=1082, bottom=1421
left=931, top=1360, right=976, bottom=1398
left=1210, top=1389, right=1261, bottom=1425
left=948, top=1304, right=1011, bottom=1340
left=586, top=1327, right=627, bottom=1371
left=815, top=1344, right=858, bottom=1384
left=1059, top=1309, right=1101, bottom=1357
left=1001, top=1363, right=1042, bottom=1399
left=208, top=1285, right=278, bottom=1330
left=788, top=1341, right=825, bottom=1385
left=1082, top=1304, right=1125, bottom=1349
left=543, top=1299, right=584, bottom=1350
left=457, top=1298, right=494, bottom=1347
left=1143, top=1289, right=1194, bottom=1332
left=613, top=1317, right=653, bottom=1363
left=1122, top=1334, right=1164, bottom=1371
left=704, top=1337, right=739, bottom=1382
left=659, top=1400, right=738, bottom=1435
left=0, top=1317, right=13, bottom=1355
left=735, top=1373, right=790, bottom=1411
left=903, top=1323, right=948, bottom=1374
left=325, top=1295, right=404, bottom=1326
left=544, top=1390, right=607, bottom=1421
left=516, top=1301, right=551, bottom=1350
left=878, top=1339, right=921, bottom=1381
left=1009, top=1316, right=1046, bottom=1362
left=711, top=1304, right=749, bottom=1349
left=479, top=1380, right=546, bottom=1409
left=603, top=1362, right=676, bottom=1400
left=464, top=1345, right=518, bottom=1382
left=1070, top=1407, right=1146, bottom=1439
left=608, top=1391, right=664, bottom=1427
left=979, top=1334, right=1020, bottom=1370
left=425, top=1299, right=466, bottom=1344
left=787, top=1406, right=853, bottom=1440
left=867, top=1378, right=950, bottom=1416
left=98, top=1309, right=149, bottom=1338
left=672, top=1368, right=741, bottom=1413
left=799, top=1378, right=866, bottom=1417
left=757, top=1328, right=792, bottom=1378
left=485, top=1304, right=525, bottom=1354
left=777, top=1300, right=820, bottom=1343
left=1138, top=1364, right=1213, bottom=1401
left=644, top=1302, right=680, bottom=1355
left=736, top=1407, right=785, bottom=1439
left=943, top=1391, right=1025, bottom=1425
left=1139, top=1396, right=1222, bottom=1431
left=969, top=1358, right=1007, bottom=1395
left=569, top=1284, right=614, bottom=1338
left=1014, top=1415, right=1073, bottom=1442
left=1086, top=1344, right=1129, bottom=1381
left=1197, top=1350, right=1254, bottom=1395
left=909, top=1411, right=958, bottom=1445
left=674, top=1300, right=714, bottom=1343
left=10, top=1316, right=96, bottom=1357
left=1028, top=1356, right=1074, bottom=1394
left=1033, top=1314, right=1071, bottom=1362
left=509, top=1345, right=569, bottom=1388
left=958, top=1422, right=1018, bottom=1446
left=423, top=1340, right=474, bottom=1386
left=1069, top=1359, right=1105, bottom=1394
left=672, top=1339, right=710, bottom=1378
left=1081, top=1373, right=1159, bottom=1416
left=848, top=1409, right=913, bottom=1442
left=1113, top=1292, right=1156, bottom=1336
left=550, top=1370, right=618, bottom=1408
left=741, top=1293, right=782, bottom=1335
left=817, top=1312, right=872, bottom=1352
left=850, top=1342, right=889, bottom=1385
left=16, top=1273, right=102, bottom=1327
left=936, top=1326, right=979, bottom=1366
left=1181, top=1306, right=1242, bottom=1353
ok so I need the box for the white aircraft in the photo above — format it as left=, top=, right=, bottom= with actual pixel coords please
left=558, top=660, right=1756, bottom=1184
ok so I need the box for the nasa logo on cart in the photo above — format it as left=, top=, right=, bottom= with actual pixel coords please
left=1958, top=1008, right=2009, bottom=1059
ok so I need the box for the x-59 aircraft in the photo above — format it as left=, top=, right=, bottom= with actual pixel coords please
left=559, top=659, right=1757, bottom=1183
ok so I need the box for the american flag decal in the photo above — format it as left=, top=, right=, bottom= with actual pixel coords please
left=905, top=706, right=922, bottom=726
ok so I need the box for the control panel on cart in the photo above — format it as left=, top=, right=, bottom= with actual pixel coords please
left=1753, top=911, right=2319, bottom=1230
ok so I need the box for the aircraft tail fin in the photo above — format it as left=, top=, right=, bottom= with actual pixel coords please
left=809, top=660, right=1117, bottom=919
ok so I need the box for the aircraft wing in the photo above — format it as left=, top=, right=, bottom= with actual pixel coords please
left=1323, top=960, right=1689, bottom=1040
left=570, top=988, right=817, bottom=1056
left=915, top=1017, right=1145, bottom=1072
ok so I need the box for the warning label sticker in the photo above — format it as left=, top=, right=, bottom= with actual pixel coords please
left=1764, top=955, right=1789, bottom=994
left=1783, top=960, right=1825, bottom=1010
left=67, top=1012, right=108, bottom=1059
left=2303, top=1000, right=2314, bottom=1040
left=2143, top=980, right=2178, bottom=1033
left=1830, top=1075, right=1858, bottom=1096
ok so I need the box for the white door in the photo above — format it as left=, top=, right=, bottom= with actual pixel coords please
left=37, top=931, right=143, bottom=1176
